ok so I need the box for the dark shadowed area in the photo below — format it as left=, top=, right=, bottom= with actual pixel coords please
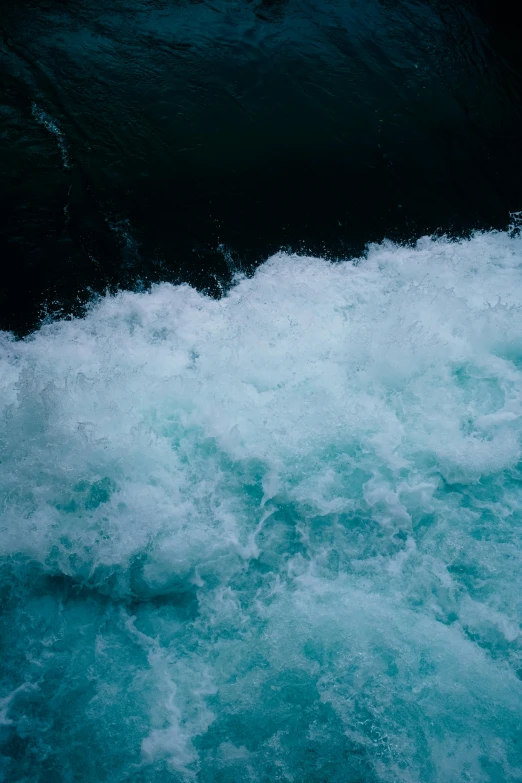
left=1, top=0, right=521, bottom=332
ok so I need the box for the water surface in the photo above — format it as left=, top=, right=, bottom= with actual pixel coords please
left=1, top=2, right=522, bottom=781
left=1, top=0, right=521, bottom=330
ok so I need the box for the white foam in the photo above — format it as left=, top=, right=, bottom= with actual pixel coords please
left=31, top=103, right=72, bottom=169
left=1, top=231, right=522, bottom=780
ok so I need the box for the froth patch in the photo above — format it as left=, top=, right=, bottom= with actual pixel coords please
left=1, top=231, right=522, bottom=781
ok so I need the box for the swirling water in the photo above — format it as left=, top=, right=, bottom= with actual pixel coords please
left=2, top=232, right=522, bottom=781
left=2, top=0, right=522, bottom=781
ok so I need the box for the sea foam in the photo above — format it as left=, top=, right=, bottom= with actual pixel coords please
left=1, top=231, right=522, bottom=781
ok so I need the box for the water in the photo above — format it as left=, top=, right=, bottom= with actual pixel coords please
left=2, top=0, right=522, bottom=780
left=2, top=232, right=522, bottom=781
left=1, top=0, right=522, bottom=333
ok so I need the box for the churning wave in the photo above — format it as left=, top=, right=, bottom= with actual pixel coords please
left=1, top=231, right=522, bottom=782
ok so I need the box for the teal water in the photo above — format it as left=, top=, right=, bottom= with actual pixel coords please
left=2, top=231, right=522, bottom=781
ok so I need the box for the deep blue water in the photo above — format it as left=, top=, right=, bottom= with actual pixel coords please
left=1, top=0, right=522, bottom=332
left=1, top=2, right=522, bottom=781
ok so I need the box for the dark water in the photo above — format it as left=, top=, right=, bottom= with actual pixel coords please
left=1, top=0, right=521, bottom=333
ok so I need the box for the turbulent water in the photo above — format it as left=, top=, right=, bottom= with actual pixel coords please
left=2, top=231, right=522, bottom=781
left=2, top=0, right=522, bottom=779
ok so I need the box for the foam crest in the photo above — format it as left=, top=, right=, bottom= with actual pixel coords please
left=1, top=231, right=522, bottom=781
